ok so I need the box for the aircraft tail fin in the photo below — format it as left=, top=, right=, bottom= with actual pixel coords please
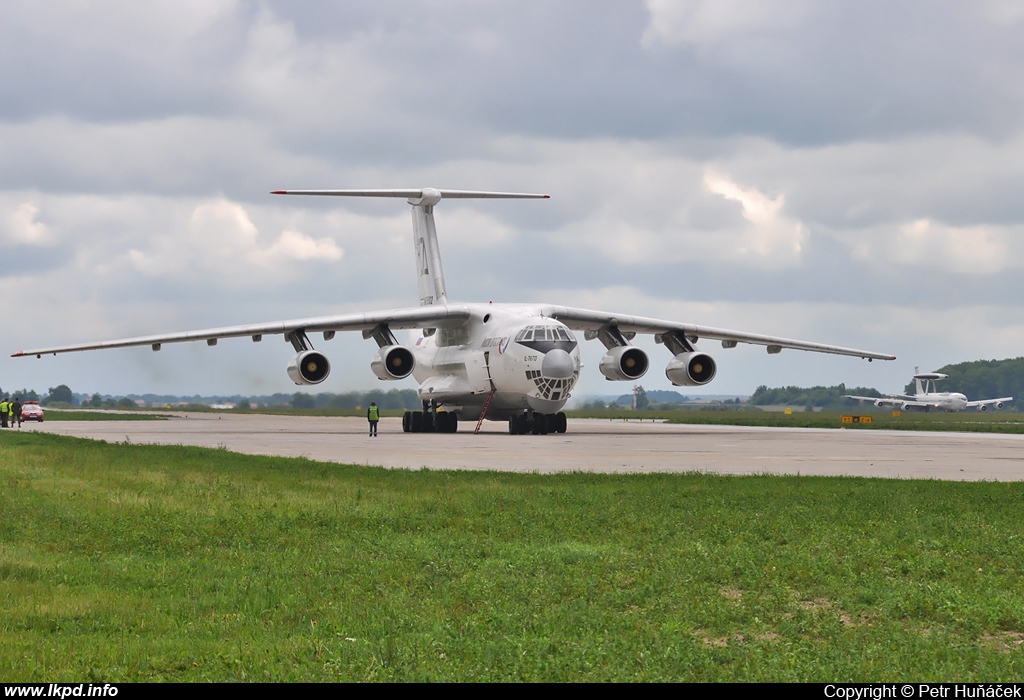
left=271, top=188, right=549, bottom=306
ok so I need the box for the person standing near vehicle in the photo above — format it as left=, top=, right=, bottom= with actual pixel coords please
left=367, top=401, right=380, bottom=437
left=12, top=397, right=22, bottom=428
left=0, top=397, right=8, bottom=428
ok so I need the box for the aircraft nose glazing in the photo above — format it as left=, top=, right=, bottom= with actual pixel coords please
left=541, top=348, right=575, bottom=379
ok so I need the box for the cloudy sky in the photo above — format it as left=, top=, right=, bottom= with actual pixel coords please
left=3, top=0, right=1024, bottom=400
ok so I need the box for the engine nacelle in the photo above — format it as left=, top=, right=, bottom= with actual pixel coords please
left=980, top=404, right=989, bottom=411
left=287, top=350, right=330, bottom=385
left=902, top=403, right=913, bottom=411
left=993, top=401, right=1004, bottom=410
left=598, top=346, right=649, bottom=381
left=665, top=352, right=717, bottom=387
left=370, top=345, right=415, bottom=381
left=875, top=400, right=885, bottom=408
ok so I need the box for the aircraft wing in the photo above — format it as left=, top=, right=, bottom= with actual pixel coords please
left=542, top=305, right=896, bottom=361
left=843, top=395, right=900, bottom=405
left=11, top=305, right=472, bottom=358
left=966, top=397, right=1014, bottom=408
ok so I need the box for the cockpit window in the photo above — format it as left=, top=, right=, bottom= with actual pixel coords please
left=513, top=324, right=578, bottom=353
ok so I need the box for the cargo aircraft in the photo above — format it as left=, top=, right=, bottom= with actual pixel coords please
left=845, top=367, right=1012, bottom=412
left=13, top=188, right=896, bottom=434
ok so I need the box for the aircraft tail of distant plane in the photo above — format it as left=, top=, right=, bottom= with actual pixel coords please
left=271, top=188, right=549, bottom=307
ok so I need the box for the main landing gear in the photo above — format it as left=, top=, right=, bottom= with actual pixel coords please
left=402, top=400, right=458, bottom=434
left=508, top=411, right=567, bottom=435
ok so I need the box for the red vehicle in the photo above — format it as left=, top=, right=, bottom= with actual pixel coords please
left=20, top=401, right=44, bottom=422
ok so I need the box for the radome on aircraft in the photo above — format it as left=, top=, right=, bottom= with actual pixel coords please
left=845, top=367, right=1012, bottom=412
left=13, top=188, right=896, bottom=435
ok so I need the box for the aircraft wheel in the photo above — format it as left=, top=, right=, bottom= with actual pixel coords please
left=508, top=418, right=517, bottom=434
left=555, top=412, right=567, bottom=433
left=529, top=415, right=541, bottom=435
left=402, top=411, right=412, bottom=433
left=538, top=414, right=549, bottom=435
left=438, top=412, right=457, bottom=433
left=410, top=411, right=423, bottom=433
left=422, top=411, right=435, bottom=433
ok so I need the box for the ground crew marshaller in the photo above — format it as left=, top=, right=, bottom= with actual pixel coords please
left=0, top=398, right=8, bottom=429
left=367, top=401, right=380, bottom=437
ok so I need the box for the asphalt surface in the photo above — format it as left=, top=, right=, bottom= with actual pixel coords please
left=21, top=413, right=1024, bottom=480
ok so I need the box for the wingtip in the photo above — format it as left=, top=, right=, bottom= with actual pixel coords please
left=270, top=190, right=287, bottom=195
left=11, top=351, right=23, bottom=357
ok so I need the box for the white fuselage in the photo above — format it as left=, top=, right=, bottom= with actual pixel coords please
left=903, top=372, right=966, bottom=410
left=905, top=392, right=968, bottom=411
left=406, top=303, right=581, bottom=421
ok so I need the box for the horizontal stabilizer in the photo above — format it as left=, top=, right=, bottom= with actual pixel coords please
left=272, top=188, right=549, bottom=203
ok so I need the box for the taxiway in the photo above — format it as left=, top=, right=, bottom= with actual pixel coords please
left=25, top=413, right=1024, bottom=481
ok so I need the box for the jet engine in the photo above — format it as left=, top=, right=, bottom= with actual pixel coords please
left=598, top=346, right=649, bottom=381
left=287, top=350, right=330, bottom=385
left=370, top=345, right=415, bottom=380
left=981, top=401, right=1003, bottom=411
left=902, top=403, right=913, bottom=411
left=875, top=399, right=885, bottom=408
left=665, top=352, right=717, bottom=387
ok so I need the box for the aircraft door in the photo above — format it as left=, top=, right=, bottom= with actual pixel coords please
left=465, top=349, right=493, bottom=395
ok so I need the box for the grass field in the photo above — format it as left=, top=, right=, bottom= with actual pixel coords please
left=661, top=410, right=1024, bottom=433
left=30, top=411, right=168, bottom=422
left=2, top=430, right=1023, bottom=681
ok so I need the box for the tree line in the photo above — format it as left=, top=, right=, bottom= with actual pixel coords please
left=285, top=389, right=421, bottom=410
left=750, top=383, right=882, bottom=409
left=21, top=384, right=423, bottom=411
left=0, top=387, right=40, bottom=402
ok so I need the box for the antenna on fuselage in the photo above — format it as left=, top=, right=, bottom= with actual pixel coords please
left=912, top=367, right=948, bottom=395
left=271, top=188, right=549, bottom=306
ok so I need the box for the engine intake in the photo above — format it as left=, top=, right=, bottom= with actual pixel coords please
left=599, top=346, right=649, bottom=381
left=371, top=345, right=415, bottom=380
left=665, top=352, right=717, bottom=387
left=287, top=350, right=330, bottom=385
